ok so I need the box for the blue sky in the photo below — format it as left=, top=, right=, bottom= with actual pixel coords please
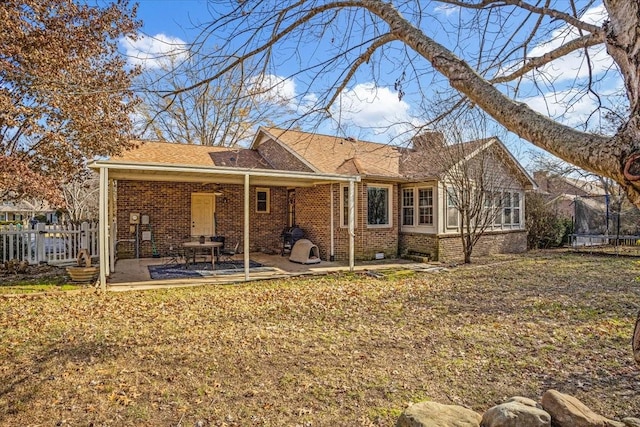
left=118, top=1, right=619, bottom=169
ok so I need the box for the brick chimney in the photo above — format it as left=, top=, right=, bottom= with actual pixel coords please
left=412, top=131, right=446, bottom=151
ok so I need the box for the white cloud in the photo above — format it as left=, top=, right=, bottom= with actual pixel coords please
left=498, top=5, right=613, bottom=83
left=522, top=88, right=603, bottom=127
left=121, top=33, right=189, bottom=70
left=249, top=74, right=297, bottom=105
left=434, top=4, right=458, bottom=17
left=330, top=83, right=421, bottom=140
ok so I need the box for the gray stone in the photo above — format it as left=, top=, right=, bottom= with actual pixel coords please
left=541, top=389, right=625, bottom=427
left=506, top=396, right=541, bottom=409
left=396, top=401, right=482, bottom=427
left=481, top=401, right=551, bottom=427
left=623, top=418, right=640, bottom=427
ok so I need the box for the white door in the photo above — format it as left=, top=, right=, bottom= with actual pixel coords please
left=191, top=193, right=215, bottom=237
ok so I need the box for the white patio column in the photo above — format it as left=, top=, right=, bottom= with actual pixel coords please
left=330, top=183, right=334, bottom=261
left=98, top=166, right=108, bottom=292
left=108, top=179, right=116, bottom=273
left=244, top=173, right=250, bottom=281
left=348, top=179, right=355, bottom=271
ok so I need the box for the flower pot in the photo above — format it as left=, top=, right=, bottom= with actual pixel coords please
left=66, top=266, right=99, bottom=283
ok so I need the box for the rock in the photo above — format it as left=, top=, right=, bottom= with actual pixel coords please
left=481, top=401, right=551, bottom=427
left=506, top=396, right=541, bottom=409
left=623, top=418, right=640, bottom=427
left=396, top=401, right=482, bottom=427
left=541, top=390, right=625, bottom=427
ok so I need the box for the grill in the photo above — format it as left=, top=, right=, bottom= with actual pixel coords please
left=281, top=226, right=305, bottom=256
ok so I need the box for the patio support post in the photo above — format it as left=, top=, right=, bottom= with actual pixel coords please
left=330, top=184, right=334, bottom=260
left=98, top=166, right=108, bottom=292
left=108, top=179, right=116, bottom=273
left=348, top=180, right=355, bottom=271
left=244, top=173, right=250, bottom=281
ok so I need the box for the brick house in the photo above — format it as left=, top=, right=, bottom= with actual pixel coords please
left=90, top=127, right=535, bottom=286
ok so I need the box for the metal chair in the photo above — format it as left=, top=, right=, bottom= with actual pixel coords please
left=219, top=241, right=239, bottom=266
left=163, top=245, right=185, bottom=266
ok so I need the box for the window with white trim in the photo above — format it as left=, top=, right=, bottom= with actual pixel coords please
left=503, top=191, right=521, bottom=225
left=484, top=190, right=523, bottom=228
left=256, top=188, right=270, bottom=213
left=402, top=188, right=414, bottom=226
left=367, top=184, right=391, bottom=227
left=402, top=187, right=434, bottom=226
left=446, top=187, right=459, bottom=228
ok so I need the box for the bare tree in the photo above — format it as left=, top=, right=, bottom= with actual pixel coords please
left=410, top=113, right=517, bottom=263
left=60, top=173, right=99, bottom=222
left=137, top=49, right=298, bottom=146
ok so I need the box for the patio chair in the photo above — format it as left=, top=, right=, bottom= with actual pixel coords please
left=163, top=245, right=185, bottom=266
left=219, top=241, right=239, bottom=266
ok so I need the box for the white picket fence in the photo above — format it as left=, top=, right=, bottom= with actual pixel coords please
left=0, top=222, right=99, bottom=265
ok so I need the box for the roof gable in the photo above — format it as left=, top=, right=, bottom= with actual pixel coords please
left=254, top=127, right=403, bottom=178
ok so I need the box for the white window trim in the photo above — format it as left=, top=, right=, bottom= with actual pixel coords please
left=255, top=187, right=270, bottom=213
left=401, top=186, right=435, bottom=231
left=339, top=183, right=357, bottom=228
left=366, top=183, right=393, bottom=228
left=446, top=186, right=459, bottom=229
left=485, top=190, right=524, bottom=231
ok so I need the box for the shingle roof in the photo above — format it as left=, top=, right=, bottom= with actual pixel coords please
left=261, top=127, right=404, bottom=178
left=110, top=141, right=271, bottom=169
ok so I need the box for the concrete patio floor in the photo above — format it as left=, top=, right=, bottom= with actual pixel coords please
left=107, top=252, right=436, bottom=292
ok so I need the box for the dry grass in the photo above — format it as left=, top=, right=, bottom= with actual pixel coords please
left=1, top=252, right=639, bottom=426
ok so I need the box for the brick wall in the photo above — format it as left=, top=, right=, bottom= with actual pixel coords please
left=435, top=230, right=527, bottom=263
left=399, top=233, right=438, bottom=258
left=116, top=181, right=287, bottom=259
left=256, top=139, right=312, bottom=172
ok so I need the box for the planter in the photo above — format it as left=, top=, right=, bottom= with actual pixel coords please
left=66, top=266, right=99, bottom=283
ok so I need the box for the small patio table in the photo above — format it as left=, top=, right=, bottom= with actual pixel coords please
left=182, top=241, right=223, bottom=269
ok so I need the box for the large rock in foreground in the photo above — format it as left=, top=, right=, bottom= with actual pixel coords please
left=481, top=400, right=551, bottom=427
left=541, top=389, right=625, bottom=427
left=396, top=401, right=482, bottom=427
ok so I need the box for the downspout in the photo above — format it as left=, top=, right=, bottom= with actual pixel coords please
left=348, top=180, right=355, bottom=271
left=330, top=184, right=335, bottom=261
left=98, top=167, right=108, bottom=292
left=244, top=173, right=250, bottom=281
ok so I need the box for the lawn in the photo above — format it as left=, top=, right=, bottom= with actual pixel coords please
left=1, top=252, right=639, bottom=426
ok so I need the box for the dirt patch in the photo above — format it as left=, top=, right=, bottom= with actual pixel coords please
left=0, top=263, right=69, bottom=286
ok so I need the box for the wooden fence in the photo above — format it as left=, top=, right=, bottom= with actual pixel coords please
left=0, top=222, right=99, bottom=265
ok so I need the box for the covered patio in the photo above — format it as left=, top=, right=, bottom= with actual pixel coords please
left=90, top=158, right=361, bottom=292
left=105, top=251, right=423, bottom=292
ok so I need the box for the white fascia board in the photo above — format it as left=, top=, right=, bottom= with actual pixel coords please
left=89, top=160, right=360, bottom=183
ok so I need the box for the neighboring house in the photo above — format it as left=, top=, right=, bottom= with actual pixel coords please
left=533, top=171, right=640, bottom=236
left=532, top=171, right=607, bottom=219
left=90, top=127, right=535, bottom=275
left=0, top=199, right=59, bottom=224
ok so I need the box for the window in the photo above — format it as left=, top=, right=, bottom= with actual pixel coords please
left=493, top=192, right=502, bottom=226
left=402, top=188, right=414, bottom=226
left=418, top=188, right=433, bottom=225
left=503, top=192, right=512, bottom=225
left=256, top=188, right=270, bottom=213
left=402, top=187, right=434, bottom=227
left=367, top=185, right=391, bottom=226
left=339, top=184, right=357, bottom=228
left=503, top=191, right=521, bottom=225
left=446, top=187, right=459, bottom=228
